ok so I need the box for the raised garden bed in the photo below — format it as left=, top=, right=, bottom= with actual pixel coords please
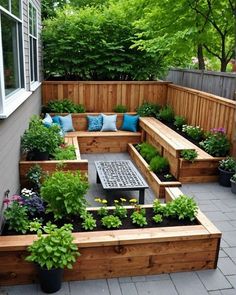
left=128, top=143, right=181, bottom=198
left=0, top=187, right=221, bottom=286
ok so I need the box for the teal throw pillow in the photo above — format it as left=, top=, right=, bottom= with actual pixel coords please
left=87, top=115, right=103, bottom=131
left=121, top=114, right=139, bottom=132
left=59, top=114, right=75, bottom=132
left=52, top=116, right=61, bottom=126
left=101, top=114, right=117, bottom=132
left=42, top=113, right=53, bottom=128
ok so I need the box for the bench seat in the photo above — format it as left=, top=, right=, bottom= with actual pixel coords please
left=65, top=131, right=141, bottom=153
left=139, top=117, right=213, bottom=159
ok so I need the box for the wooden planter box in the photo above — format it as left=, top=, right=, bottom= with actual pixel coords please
left=0, top=187, right=221, bottom=286
left=128, top=143, right=181, bottom=198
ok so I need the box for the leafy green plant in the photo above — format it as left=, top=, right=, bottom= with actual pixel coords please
left=131, top=209, right=147, bottom=227
left=180, top=150, right=198, bottom=162
left=163, top=195, right=198, bottom=221
left=164, top=173, right=173, bottom=180
left=231, top=174, right=236, bottom=182
left=153, top=214, right=163, bottom=223
left=149, top=156, right=169, bottom=173
left=53, top=144, right=76, bottom=160
left=44, top=99, right=86, bottom=113
left=101, top=215, right=122, bottom=229
left=153, top=199, right=165, bottom=214
left=95, top=198, right=109, bottom=216
left=26, top=223, right=80, bottom=270
left=174, top=115, right=186, bottom=129
left=136, top=102, right=161, bottom=117
left=200, top=128, right=230, bottom=157
left=26, top=165, right=45, bottom=190
left=219, top=157, right=236, bottom=172
left=114, top=198, right=128, bottom=218
left=4, top=197, right=30, bottom=234
left=137, top=142, right=159, bottom=163
left=40, top=170, right=89, bottom=219
left=157, top=105, right=175, bottom=123
left=21, top=116, right=63, bottom=154
left=182, top=125, right=204, bottom=141
left=113, top=104, right=128, bottom=113
left=81, top=212, right=97, bottom=231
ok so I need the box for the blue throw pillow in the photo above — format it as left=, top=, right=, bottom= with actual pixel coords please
left=52, top=116, right=61, bottom=125
left=59, top=114, right=75, bottom=132
left=121, top=114, right=139, bottom=132
left=101, top=114, right=117, bottom=132
left=87, top=115, right=103, bottom=131
left=42, top=113, right=53, bottom=128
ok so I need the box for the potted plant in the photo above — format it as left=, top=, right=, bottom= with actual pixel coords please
left=21, top=116, right=63, bottom=160
left=26, top=222, right=80, bottom=293
left=218, top=157, right=236, bottom=187
left=230, top=174, right=236, bottom=194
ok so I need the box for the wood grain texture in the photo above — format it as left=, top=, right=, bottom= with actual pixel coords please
left=128, top=143, right=181, bottom=198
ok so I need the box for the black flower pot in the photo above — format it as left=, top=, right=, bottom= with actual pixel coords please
left=27, top=150, right=49, bottom=161
left=218, top=167, right=234, bottom=187
left=231, top=180, right=236, bottom=194
left=38, top=267, right=63, bottom=293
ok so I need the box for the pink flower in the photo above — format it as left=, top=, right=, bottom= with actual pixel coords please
left=3, top=199, right=10, bottom=205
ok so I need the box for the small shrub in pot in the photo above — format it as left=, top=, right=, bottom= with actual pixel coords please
left=230, top=174, right=236, bottom=194
left=218, top=157, right=236, bottom=187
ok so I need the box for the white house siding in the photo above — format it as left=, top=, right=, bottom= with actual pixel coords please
left=0, top=0, right=42, bottom=225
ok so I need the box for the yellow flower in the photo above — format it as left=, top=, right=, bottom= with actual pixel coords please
left=129, top=198, right=137, bottom=204
left=114, top=200, right=119, bottom=204
left=120, top=198, right=126, bottom=202
left=101, top=199, right=108, bottom=204
left=94, top=198, right=101, bottom=203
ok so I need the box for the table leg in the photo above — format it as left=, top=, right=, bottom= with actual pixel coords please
left=96, top=172, right=101, bottom=184
left=139, top=189, right=145, bottom=204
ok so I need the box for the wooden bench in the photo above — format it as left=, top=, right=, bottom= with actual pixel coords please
left=58, top=113, right=141, bottom=153
left=139, top=117, right=213, bottom=159
left=139, top=117, right=222, bottom=183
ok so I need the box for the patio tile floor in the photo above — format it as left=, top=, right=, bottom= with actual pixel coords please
left=1, top=153, right=236, bottom=295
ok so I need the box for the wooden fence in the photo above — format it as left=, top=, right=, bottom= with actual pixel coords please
left=167, top=84, right=236, bottom=150
left=42, top=81, right=236, bottom=154
left=42, top=81, right=169, bottom=112
left=167, top=69, right=236, bottom=100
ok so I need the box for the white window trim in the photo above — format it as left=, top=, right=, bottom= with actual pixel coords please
left=29, top=1, right=39, bottom=88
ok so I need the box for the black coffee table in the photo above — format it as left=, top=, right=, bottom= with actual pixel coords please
left=95, top=160, right=148, bottom=204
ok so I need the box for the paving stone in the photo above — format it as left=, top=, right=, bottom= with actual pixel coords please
left=211, top=200, right=235, bottom=213
left=107, top=279, right=122, bottom=295
left=229, top=221, right=236, bottom=227
left=208, top=291, right=221, bottom=295
left=204, top=212, right=230, bottom=222
left=223, top=231, right=236, bottom=247
left=191, top=192, right=218, bottom=201
left=120, top=283, right=138, bottom=295
left=135, top=280, right=178, bottom=295
left=118, top=277, right=132, bottom=283
left=225, top=213, right=236, bottom=221
left=197, top=269, right=232, bottom=291
left=70, top=279, right=110, bottom=295
left=3, top=285, right=39, bottom=295
left=145, top=274, right=170, bottom=281
left=218, top=258, right=236, bottom=275
left=221, top=239, right=230, bottom=248
left=219, top=249, right=228, bottom=258
left=131, top=276, right=146, bottom=282
left=214, top=221, right=235, bottom=232
left=171, top=272, right=208, bottom=295
left=200, top=203, right=220, bottom=212
left=220, top=289, right=236, bottom=295
left=223, top=248, right=236, bottom=258
left=0, top=289, right=8, bottom=295
left=226, top=275, right=236, bottom=289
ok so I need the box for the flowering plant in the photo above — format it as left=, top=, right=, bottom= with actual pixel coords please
left=94, top=198, right=109, bottom=216
left=182, top=125, right=204, bottom=141
left=200, top=128, right=230, bottom=157
left=219, top=157, right=236, bottom=172
left=114, top=198, right=127, bottom=219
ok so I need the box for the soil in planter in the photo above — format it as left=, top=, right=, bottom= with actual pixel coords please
left=2, top=207, right=199, bottom=236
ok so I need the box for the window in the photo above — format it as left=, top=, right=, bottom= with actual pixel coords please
left=29, top=3, right=38, bottom=83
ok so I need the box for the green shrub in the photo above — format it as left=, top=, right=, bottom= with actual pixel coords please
left=157, top=105, right=175, bottom=123
left=21, top=116, right=63, bottom=154
left=40, top=170, right=89, bottom=219
left=153, top=214, right=163, bottom=223
left=53, top=145, right=76, bottom=160
left=137, top=142, right=159, bottom=163
left=43, top=99, right=86, bottom=113
left=149, top=156, right=169, bottom=173
left=153, top=199, right=165, bottom=214
left=200, top=128, right=230, bottom=157
left=219, top=157, right=236, bottom=172
left=136, top=102, right=161, bottom=117
left=182, top=125, right=204, bottom=141
left=174, top=115, right=186, bottom=129
left=101, top=215, right=122, bottom=229
left=131, top=209, right=147, bottom=227
left=113, top=104, right=128, bottom=113
left=81, top=212, right=97, bottom=231
left=180, top=149, right=198, bottom=162
left=26, top=223, right=80, bottom=270
left=163, top=195, right=198, bottom=221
